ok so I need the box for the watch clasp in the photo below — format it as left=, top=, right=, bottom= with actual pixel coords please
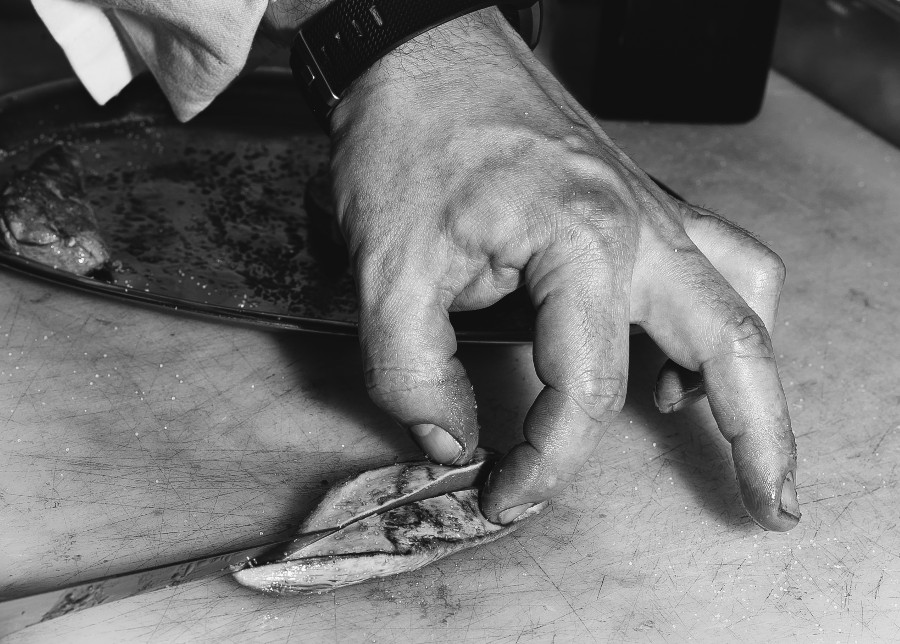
left=290, top=31, right=342, bottom=123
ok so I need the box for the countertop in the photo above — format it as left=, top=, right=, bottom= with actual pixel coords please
left=2, top=15, right=900, bottom=644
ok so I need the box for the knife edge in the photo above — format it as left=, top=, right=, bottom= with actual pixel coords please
left=0, top=452, right=499, bottom=638
left=0, top=537, right=291, bottom=639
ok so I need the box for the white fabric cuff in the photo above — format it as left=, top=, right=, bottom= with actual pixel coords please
left=31, top=0, right=143, bottom=106
left=31, top=0, right=270, bottom=121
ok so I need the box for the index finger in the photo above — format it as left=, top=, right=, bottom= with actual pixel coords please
left=480, top=234, right=631, bottom=524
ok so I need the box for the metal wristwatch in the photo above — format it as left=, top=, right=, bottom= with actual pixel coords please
left=289, top=0, right=543, bottom=124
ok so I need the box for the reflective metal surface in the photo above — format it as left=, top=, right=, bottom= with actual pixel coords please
left=0, top=71, right=537, bottom=342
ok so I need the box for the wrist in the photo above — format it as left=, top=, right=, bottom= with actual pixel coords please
left=261, top=0, right=331, bottom=47
left=330, top=7, right=530, bottom=130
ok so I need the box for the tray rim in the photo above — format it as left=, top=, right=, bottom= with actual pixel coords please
left=0, top=72, right=534, bottom=344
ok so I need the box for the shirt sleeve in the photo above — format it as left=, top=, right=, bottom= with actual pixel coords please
left=31, top=0, right=270, bottom=122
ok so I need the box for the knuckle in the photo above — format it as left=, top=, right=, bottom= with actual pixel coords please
left=676, top=202, right=698, bottom=222
left=720, top=314, right=773, bottom=359
left=551, top=187, right=641, bottom=257
left=355, top=250, right=417, bottom=307
left=560, top=220, right=608, bottom=255
left=556, top=217, right=635, bottom=265
left=561, top=176, right=630, bottom=220
left=364, top=366, right=421, bottom=408
left=558, top=125, right=597, bottom=152
left=750, top=247, right=787, bottom=293
left=363, top=363, right=466, bottom=412
left=534, top=462, right=572, bottom=497
left=563, top=372, right=627, bottom=419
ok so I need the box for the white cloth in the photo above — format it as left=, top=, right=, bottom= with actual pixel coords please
left=32, top=0, right=269, bottom=121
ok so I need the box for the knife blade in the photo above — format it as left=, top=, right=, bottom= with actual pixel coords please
left=0, top=532, right=294, bottom=639
left=0, top=450, right=496, bottom=637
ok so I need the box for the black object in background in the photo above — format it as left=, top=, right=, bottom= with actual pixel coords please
left=547, top=0, right=782, bottom=123
left=773, top=0, right=900, bottom=151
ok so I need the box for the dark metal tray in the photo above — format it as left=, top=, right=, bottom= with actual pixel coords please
left=0, top=70, right=536, bottom=342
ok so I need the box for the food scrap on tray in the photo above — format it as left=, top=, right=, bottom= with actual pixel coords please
left=0, top=144, right=110, bottom=275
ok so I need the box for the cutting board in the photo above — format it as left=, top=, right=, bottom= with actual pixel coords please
left=3, top=72, right=900, bottom=642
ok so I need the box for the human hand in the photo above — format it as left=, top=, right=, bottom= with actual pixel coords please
left=326, top=9, right=799, bottom=531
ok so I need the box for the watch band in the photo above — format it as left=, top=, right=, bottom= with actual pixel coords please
left=290, top=0, right=542, bottom=125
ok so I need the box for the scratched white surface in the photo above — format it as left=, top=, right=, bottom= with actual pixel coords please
left=2, top=74, right=900, bottom=642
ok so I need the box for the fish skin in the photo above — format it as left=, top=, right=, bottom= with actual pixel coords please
left=232, top=454, right=547, bottom=594
left=0, top=145, right=110, bottom=275
left=232, top=490, right=541, bottom=594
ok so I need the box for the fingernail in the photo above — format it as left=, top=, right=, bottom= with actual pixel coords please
left=779, top=470, right=801, bottom=521
left=654, top=385, right=706, bottom=413
left=498, top=502, right=536, bottom=525
left=409, top=424, right=463, bottom=464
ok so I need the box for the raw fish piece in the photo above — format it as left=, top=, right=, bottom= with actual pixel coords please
left=233, top=489, right=544, bottom=593
left=232, top=453, right=545, bottom=594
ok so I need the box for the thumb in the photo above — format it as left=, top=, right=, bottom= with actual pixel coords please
left=356, top=263, right=479, bottom=465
